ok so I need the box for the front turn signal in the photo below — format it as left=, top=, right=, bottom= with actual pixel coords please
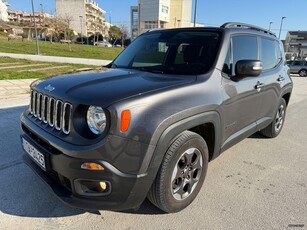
left=120, top=110, right=131, bottom=132
left=81, top=163, right=105, bottom=171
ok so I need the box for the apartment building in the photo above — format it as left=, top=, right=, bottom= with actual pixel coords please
left=56, top=0, right=106, bottom=37
left=7, top=10, right=51, bottom=26
left=0, top=0, right=9, bottom=21
left=131, top=0, right=202, bottom=40
left=284, top=31, right=307, bottom=60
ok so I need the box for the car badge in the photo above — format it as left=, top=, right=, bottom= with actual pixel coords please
left=44, top=84, right=55, bottom=92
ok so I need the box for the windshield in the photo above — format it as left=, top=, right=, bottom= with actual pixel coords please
left=113, top=30, right=220, bottom=75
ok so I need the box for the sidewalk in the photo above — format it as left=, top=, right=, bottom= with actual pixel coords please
left=0, top=52, right=112, bottom=66
left=0, top=79, right=36, bottom=99
left=0, top=52, right=112, bottom=100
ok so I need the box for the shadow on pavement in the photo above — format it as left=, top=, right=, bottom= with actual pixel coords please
left=0, top=106, right=89, bottom=218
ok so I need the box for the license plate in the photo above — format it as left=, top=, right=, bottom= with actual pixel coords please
left=22, top=138, right=46, bottom=171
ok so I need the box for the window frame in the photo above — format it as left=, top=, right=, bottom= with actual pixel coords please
left=259, top=36, right=283, bottom=72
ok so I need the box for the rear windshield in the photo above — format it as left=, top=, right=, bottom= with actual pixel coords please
left=113, top=30, right=220, bottom=75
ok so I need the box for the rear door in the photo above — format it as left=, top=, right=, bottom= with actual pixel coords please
left=256, top=38, right=284, bottom=129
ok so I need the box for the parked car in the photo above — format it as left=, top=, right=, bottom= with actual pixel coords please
left=21, top=22, right=292, bottom=213
left=94, top=41, right=112, bottom=47
left=287, top=60, right=307, bottom=76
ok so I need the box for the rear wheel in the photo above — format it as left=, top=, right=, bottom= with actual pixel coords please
left=260, top=98, right=287, bottom=138
left=299, top=69, right=307, bottom=77
left=147, top=131, right=209, bottom=213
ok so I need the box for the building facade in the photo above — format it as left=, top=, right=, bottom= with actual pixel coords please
left=0, top=0, right=9, bottom=22
left=284, top=31, right=307, bottom=60
left=8, top=10, right=51, bottom=25
left=56, top=0, right=106, bottom=37
left=131, top=0, right=203, bottom=40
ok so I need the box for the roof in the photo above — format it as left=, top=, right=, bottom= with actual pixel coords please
left=288, top=31, right=307, bottom=39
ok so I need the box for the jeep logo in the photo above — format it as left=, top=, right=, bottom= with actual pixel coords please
left=44, top=84, right=55, bottom=92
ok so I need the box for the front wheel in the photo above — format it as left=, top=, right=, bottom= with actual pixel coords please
left=147, top=131, right=209, bottom=213
left=299, top=69, right=307, bottom=77
left=260, top=98, right=287, bottom=138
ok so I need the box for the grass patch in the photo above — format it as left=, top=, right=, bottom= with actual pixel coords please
left=0, top=57, right=99, bottom=80
left=0, top=36, right=122, bottom=60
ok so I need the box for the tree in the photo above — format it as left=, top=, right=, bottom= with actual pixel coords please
left=109, top=25, right=122, bottom=46
left=45, top=16, right=68, bottom=43
left=119, top=23, right=129, bottom=48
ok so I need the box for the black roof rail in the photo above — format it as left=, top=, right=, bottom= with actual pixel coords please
left=221, top=22, right=276, bottom=37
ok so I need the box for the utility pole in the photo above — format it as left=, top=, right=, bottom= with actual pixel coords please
left=193, top=0, right=198, bottom=27
left=40, top=3, right=46, bottom=41
left=278, top=17, right=286, bottom=40
left=268, top=22, right=273, bottom=31
left=31, top=0, right=40, bottom=55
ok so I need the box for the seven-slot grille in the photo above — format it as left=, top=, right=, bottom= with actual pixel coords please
left=29, top=90, right=72, bottom=135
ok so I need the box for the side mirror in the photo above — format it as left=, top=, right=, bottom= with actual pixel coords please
left=235, top=60, right=263, bottom=77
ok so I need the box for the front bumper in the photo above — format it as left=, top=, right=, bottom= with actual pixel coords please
left=20, top=114, right=155, bottom=211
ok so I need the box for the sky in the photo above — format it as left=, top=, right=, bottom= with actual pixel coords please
left=6, top=0, right=307, bottom=40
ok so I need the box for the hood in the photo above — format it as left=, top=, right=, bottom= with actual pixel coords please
left=32, top=69, right=196, bottom=107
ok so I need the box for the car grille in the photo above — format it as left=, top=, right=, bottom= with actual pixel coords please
left=29, top=90, right=72, bottom=135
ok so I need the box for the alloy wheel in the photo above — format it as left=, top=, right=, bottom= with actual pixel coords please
left=171, top=148, right=203, bottom=200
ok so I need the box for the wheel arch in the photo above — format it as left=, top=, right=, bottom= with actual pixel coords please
left=145, top=111, right=222, bottom=181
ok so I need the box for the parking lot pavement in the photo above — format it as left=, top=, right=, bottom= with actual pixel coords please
left=0, top=76, right=306, bottom=229
left=0, top=79, right=36, bottom=100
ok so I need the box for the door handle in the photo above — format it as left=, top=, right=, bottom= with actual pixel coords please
left=277, top=76, right=285, bottom=82
left=255, top=81, right=265, bottom=92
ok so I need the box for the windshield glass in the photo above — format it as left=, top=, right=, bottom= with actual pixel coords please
left=113, top=30, right=220, bottom=75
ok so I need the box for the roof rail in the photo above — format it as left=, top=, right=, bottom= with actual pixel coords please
left=221, top=22, right=276, bottom=37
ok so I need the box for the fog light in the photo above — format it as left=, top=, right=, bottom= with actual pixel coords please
left=99, top=182, right=107, bottom=191
left=81, top=162, right=104, bottom=171
left=74, top=179, right=111, bottom=196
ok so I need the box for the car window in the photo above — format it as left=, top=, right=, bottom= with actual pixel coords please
left=261, top=38, right=278, bottom=70
left=113, top=31, right=221, bottom=75
left=293, top=61, right=302, bottom=66
left=222, top=45, right=231, bottom=75
left=132, top=42, right=169, bottom=67
left=232, top=35, right=258, bottom=75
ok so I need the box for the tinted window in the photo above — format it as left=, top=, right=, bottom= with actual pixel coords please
left=222, top=46, right=231, bottom=75
left=293, top=61, right=303, bottom=66
left=261, top=38, right=277, bottom=70
left=232, top=36, right=258, bottom=73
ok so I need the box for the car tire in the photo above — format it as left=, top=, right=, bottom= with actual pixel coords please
left=299, top=69, right=307, bottom=77
left=260, top=98, right=287, bottom=138
left=147, top=131, right=209, bottom=213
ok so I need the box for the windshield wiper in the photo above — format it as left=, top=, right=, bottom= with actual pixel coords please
left=133, top=67, right=164, bottom=74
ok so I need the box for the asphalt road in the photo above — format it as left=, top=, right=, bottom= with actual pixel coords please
left=0, top=77, right=306, bottom=230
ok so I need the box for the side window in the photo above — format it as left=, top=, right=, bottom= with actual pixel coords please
left=222, top=46, right=231, bottom=75
left=232, top=36, right=258, bottom=75
left=261, top=38, right=277, bottom=70
left=275, top=41, right=282, bottom=65
left=293, top=61, right=301, bottom=66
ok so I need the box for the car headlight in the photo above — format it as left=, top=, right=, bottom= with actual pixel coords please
left=86, top=106, right=107, bottom=135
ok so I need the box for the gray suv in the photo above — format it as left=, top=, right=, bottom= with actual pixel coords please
left=20, top=22, right=293, bottom=213
left=287, top=60, right=307, bottom=76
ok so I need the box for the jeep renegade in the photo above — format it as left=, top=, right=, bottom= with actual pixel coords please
left=21, top=22, right=293, bottom=213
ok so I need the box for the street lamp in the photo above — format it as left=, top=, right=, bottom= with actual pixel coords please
left=40, top=3, right=46, bottom=41
left=31, top=0, right=40, bottom=55
left=79, top=15, right=83, bottom=44
left=278, top=17, right=286, bottom=40
left=268, top=22, right=273, bottom=31
left=193, top=0, right=198, bottom=27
